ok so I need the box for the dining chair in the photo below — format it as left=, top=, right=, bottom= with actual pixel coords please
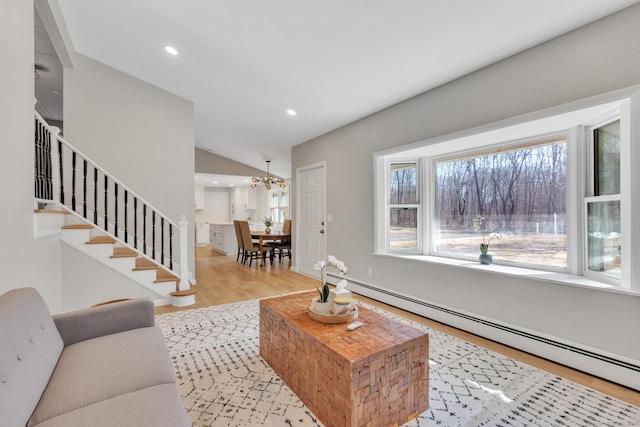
left=233, top=220, right=245, bottom=262
left=238, top=220, right=270, bottom=266
left=271, top=219, right=291, bottom=264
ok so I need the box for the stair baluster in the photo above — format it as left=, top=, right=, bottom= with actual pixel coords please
left=169, top=224, right=173, bottom=270
left=104, top=175, right=108, bottom=232
left=71, top=152, right=77, bottom=211
left=152, top=210, right=156, bottom=261
left=134, top=197, right=138, bottom=249
left=161, top=217, right=165, bottom=265
left=143, top=204, right=147, bottom=255
left=93, top=167, right=98, bottom=225
left=114, top=182, right=118, bottom=238
left=124, top=190, right=128, bottom=244
left=82, top=159, right=88, bottom=218
left=45, top=125, right=52, bottom=200
left=58, top=139, right=64, bottom=204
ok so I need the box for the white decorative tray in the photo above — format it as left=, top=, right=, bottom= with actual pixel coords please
left=307, top=304, right=358, bottom=324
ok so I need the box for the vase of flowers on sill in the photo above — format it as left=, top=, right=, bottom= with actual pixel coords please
left=473, top=215, right=501, bottom=265
left=263, top=216, right=273, bottom=234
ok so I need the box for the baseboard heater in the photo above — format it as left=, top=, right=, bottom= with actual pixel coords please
left=330, top=273, right=640, bottom=375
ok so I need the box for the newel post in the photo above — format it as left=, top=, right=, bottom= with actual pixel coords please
left=178, top=214, right=190, bottom=291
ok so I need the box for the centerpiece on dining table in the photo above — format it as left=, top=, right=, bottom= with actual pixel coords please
left=263, top=216, right=273, bottom=234
left=308, top=255, right=358, bottom=323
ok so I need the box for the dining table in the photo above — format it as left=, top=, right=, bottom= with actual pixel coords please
left=251, top=231, right=291, bottom=266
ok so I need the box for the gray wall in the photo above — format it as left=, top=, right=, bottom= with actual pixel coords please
left=292, top=4, right=640, bottom=375
left=0, top=0, right=63, bottom=310
left=64, top=53, right=196, bottom=275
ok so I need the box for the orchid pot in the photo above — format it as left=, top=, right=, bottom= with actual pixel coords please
left=311, top=298, right=331, bottom=314
left=479, top=254, right=493, bottom=265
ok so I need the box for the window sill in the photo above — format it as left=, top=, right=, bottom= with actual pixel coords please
left=374, top=253, right=640, bottom=297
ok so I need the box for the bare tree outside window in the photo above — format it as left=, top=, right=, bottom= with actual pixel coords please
left=433, top=139, right=568, bottom=267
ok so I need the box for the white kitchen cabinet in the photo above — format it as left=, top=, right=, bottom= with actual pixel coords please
left=195, top=185, right=205, bottom=210
left=196, top=223, right=209, bottom=245
left=243, top=187, right=257, bottom=210
left=209, top=223, right=238, bottom=255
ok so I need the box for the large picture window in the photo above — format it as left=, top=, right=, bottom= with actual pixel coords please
left=433, top=137, right=567, bottom=268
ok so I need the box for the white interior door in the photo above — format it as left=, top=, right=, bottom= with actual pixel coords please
left=205, top=191, right=228, bottom=223
left=298, top=164, right=325, bottom=278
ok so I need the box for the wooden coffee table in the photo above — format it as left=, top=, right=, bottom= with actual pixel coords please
left=259, top=291, right=429, bottom=427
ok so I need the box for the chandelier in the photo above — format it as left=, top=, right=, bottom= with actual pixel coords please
left=251, top=160, right=285, bottom=189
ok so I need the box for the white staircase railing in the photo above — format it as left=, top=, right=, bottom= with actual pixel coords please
left=34, top=112, right=190, bottom=291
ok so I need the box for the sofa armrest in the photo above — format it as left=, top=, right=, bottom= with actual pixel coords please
left=53, top=298, right=156, bottom=346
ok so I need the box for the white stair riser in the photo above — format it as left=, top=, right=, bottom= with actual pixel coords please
left=33, top=212, right=67, bottom=239
left=83, top=244, right=115, bottom=260
left=60, top=229, right=92, bottom=247
left=131, top=269, right=158, bottom=285
left=109, top=257, right=141, bottom=276
left=154, top=280, right=178, bottom=295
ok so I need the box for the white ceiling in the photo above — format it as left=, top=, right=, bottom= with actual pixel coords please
left=54, top=0, right=640, bottom=179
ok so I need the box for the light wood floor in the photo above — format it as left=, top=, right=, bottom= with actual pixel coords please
left=156, top=246, right=640, bottom=407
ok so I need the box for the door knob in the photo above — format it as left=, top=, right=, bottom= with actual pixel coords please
left=320, top=229, right=325, bottom=234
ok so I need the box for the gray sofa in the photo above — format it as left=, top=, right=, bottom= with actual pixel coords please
left=0, top=287, right=189, bottom=427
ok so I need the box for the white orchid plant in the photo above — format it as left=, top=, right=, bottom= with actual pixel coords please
left=314, top=255, right=348, bottom=303
left=473, top=215, right=501, bottom=256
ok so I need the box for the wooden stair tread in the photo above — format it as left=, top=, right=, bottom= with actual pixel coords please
left=133, top=257, right=158, bottom=270
left=63, top=224, right=93, bottom=230
left=155, top=267, right=179, bottom=283
left=86, top=236, right=116, bottom=244
left=132, top=265, right=158, bottom=271
left=111, top=247, right=138, bottom=258
left=171, top=286, right=197, bottom=297
left=155, top=276, right=179, bottom=283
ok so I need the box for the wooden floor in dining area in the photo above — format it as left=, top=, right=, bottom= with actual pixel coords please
left=156, top=246, right=640, bottom=407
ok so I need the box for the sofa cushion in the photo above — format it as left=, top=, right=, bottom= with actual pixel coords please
left=0, top=288, right=64, bottom=427
left=29, top=384, right=189, bottom=427
left=28, top=327, right=178, bottom=426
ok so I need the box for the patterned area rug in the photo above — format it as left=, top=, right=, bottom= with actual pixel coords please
left=156, top=299, right=639, bottom=427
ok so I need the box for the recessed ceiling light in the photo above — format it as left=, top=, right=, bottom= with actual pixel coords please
left=286, top=109, right=297, bottom=116
left=212, top=181, right=218, bottom=184
left=164, top=45, right=178, bottom=56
